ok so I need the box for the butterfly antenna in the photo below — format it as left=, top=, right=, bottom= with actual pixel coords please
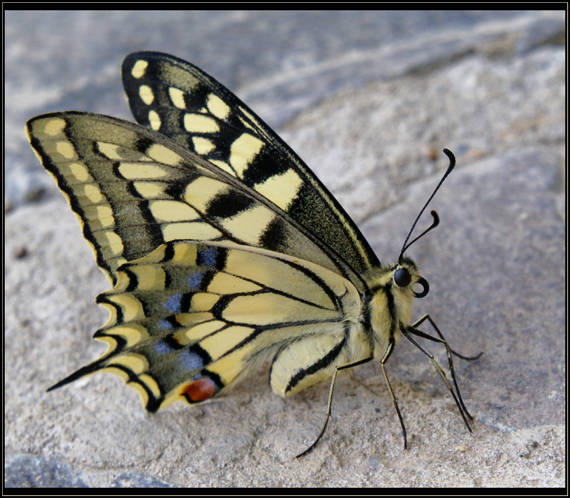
left=398, top=149, right=456, bottom=261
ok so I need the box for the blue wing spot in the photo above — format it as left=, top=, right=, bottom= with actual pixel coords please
left=180, top=350, right=204, bottom=372
left=188, top=270, right=206, bottom=290
left=164, top=293, right=182, bottom=313
left=154, top=339, right=174, bottom=355
left=158, top=319, right=173, bottom=330
left=198, top=247, right=218, bottom=267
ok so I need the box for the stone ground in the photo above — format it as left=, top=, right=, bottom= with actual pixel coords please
left=5, top=10, right=565, bottom=488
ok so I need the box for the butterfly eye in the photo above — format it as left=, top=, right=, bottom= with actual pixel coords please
left=394, top=268, right=411, bottom=287
left=413, top=277, right=429, bottom=298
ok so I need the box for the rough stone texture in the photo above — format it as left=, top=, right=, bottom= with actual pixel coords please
left=5, top=10, right=565, bottom=488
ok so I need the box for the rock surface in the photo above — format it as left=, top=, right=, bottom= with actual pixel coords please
left=5, top=10, right=565, bottom=487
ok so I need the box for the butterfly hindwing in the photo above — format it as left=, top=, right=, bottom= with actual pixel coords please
left=122, top=51, right=380, bottom=275
left=68, top=240, right=366, bottom=412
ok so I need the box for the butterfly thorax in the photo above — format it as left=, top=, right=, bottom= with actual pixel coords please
left=364, top=258, right=419, bottom=357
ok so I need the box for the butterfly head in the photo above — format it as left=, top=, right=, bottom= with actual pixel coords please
left=369, top=257, right=428, bottom=302
left=366, top=259, right=427, bottom=349
left=393, top=257, right=429, bottom=299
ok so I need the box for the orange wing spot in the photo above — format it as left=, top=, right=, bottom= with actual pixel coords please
left=182, top=377, right=217, bottom=402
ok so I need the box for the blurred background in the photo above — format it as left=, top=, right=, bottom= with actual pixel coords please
left=7, top=10, right=564, bottom=208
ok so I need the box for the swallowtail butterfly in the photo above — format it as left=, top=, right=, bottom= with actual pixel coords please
left=27, top=52, right=481, bottom=456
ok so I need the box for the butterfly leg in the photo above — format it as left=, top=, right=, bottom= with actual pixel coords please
left=296, top=356, right=373, bottom=458
left=400, top=319, right=480, bottom=433
left=380, top=337, right=408, bottom=449
left=408, top=313, right=482, bottom=421
left=411, top=314, right=483, bottom=361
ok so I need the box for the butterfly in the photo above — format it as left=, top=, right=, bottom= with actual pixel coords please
left=26, top=52, right=481, bottom=457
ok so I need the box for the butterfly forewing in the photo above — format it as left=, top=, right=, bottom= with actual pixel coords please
left=122, top=51, right=380, bottom=276
left=27, top=112, right=360, bottom=287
